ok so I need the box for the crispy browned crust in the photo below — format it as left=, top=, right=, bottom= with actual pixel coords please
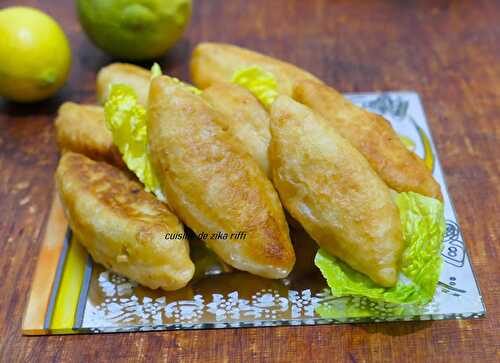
left=269, top=96, right=403, bottom=287
left=147, top=76, right=295, bottom=279
left=190, top=42, right=322, bottom=96
left=56, top=152, right=194, bottom=290
left=55, top=102, right=125, bottom=168
left=96, top=63, right=151, bottom=106
left=294, top=80, right=442, bottom=200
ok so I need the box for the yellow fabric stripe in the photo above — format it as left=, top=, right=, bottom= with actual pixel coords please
left=22, top=195, right=67, bottom=335
left=50, top=237, right=87, bottom=333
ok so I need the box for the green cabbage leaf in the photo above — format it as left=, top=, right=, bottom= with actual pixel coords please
left=104, top=84, right=165, bottom=201
left=231, top=66, right=278, bottom=108
left=315, top=192, right=445, bottom=318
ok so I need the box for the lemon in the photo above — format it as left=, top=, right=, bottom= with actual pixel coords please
left=77, top=0, right=192, bottom=61
left=0, top=7, right=71, bottom=103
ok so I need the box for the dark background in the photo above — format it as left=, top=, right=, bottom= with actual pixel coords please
left=1, top=0, right=499, bottom=362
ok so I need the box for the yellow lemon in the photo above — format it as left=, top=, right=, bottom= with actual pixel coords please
left=77, top=0, right=192, bottom=60
left=0, top=7, right=71, bottom=103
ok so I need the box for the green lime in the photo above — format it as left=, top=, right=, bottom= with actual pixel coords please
left=77, top=0, right=192, bottom=61
left=0, top=7, right=71, bottom=103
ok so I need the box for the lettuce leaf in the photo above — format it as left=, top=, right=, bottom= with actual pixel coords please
left=315, top=192, right=445, bottom=318
left=150, top=62, right=162, bottom=79
left=231, top=66, right=279, bottom=108
left=104, top=84, right=165, bottom=201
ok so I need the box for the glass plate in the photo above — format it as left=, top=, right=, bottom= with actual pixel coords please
left=23, top=92, right=485, bottom=335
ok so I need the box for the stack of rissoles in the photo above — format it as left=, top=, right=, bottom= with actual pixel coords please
left=55, top=43, right=445, bottom=308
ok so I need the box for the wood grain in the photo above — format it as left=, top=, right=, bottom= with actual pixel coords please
left=0, top=0, right=499, bottom=362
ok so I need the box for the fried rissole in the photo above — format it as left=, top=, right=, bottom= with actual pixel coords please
left=202, top=82, right=271, bottom=177
left=96, top=61, right=273, bottom=177
left=97, top=63, right=150, bottom=105
left=147, top=76, right=295, bottom=279
left=96, top=63, right=273, bottom=177
left=56, top=152, right=194, bottom=290
left=190, top=42, right=322, bottom=96
left=55, top=102, right=124, bottom=167
left=269, top=96, right=403, bottom=287
left=293, top=80, right=442, bottom=200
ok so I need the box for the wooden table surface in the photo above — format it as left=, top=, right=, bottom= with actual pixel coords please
left=1, top=0, right=499, bottom=362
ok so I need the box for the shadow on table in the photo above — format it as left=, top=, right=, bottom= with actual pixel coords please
left=359, top=320, right=433, bottom=336
left=0, top=93, right=67, bottom=118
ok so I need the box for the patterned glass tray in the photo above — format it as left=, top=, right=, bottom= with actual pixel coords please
left=23, top=92, right=485, bottom=335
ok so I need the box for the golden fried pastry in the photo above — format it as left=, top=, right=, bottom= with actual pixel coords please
left=269, top=96, right=403, bottom=287
left=54, top=102, right=124, bottom=167
left=56, top=152, right=194, bottom=291
left=97, top=63, right=150, bottom=105
left=294, top=80, right=442, bottom=200
left=202, top=82, right=271, bottom=176
left=190, top=42, right=322, bottom=96
left=147, top=76, right=295, bottom=279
